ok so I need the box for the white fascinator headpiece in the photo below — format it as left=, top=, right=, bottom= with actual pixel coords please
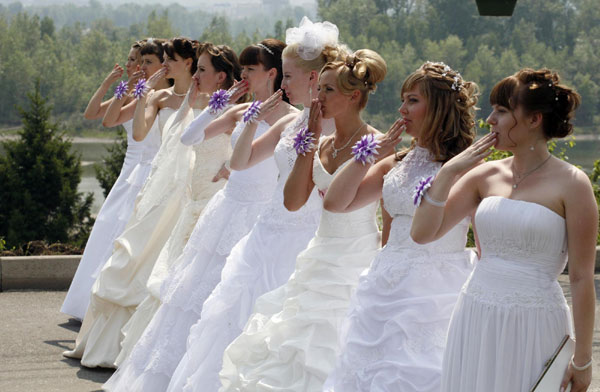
left=285, top=16, right=339, bottom=61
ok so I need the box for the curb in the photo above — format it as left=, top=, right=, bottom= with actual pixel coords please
left=1, top=248, right=599, bottom=291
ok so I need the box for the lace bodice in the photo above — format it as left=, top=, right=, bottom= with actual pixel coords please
left=312, top=143, right=378, bottom=238
left=257, top=109, right=321, bottom=228
left=464, top=196, right=569, bottom=309
left=382, top=146, right=468, bottom=253
left=225, top=121, right=278, bottom=202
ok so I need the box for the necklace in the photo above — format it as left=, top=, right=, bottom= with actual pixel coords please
left=511, top=154, right=552, bottom=189
left=331, top=123, right=366, bottom=158
left=171, top=88, right=186, bottom=97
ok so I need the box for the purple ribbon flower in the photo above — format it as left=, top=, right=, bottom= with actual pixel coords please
left=293, top=126, right=316, bottom=156
left=208, top=89, right=231, bottom=114
left=114, top=80, right=128, bottom=100
left=352, top=134, right=380, bottom=165
left=413, top=176, right=433, bottom=206
left=242, top=100, right=262, bottom=123
left=133, top=78, right=148, bottom=99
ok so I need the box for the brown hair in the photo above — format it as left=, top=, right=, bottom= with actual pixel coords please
left=319, top=49, right=387, bottom=110
left=197, top=42, right=247, bottom=103
left=396, top=62, right=478, bottom=163
left=490, top=68, right=580, bottom=140
left=164, top=37, right=200, bottom=75
left=139, top=38, right=167, bottom=63
left=239, top=38, right=289, bottom=103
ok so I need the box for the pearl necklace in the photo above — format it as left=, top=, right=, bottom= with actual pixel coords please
left=331, top=123, right=366, bottom=158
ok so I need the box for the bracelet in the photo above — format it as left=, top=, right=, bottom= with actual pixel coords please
left=352, top=134, right=380, bottom=165
left=224, top=160, right=231, bottom=172
left=423, top=190, right=447, bottom=207
left=571, top=356, right=593, bottom=371
left=208, top=89, right=232, bottom=115
left=242, top=100, right=261, bottom=124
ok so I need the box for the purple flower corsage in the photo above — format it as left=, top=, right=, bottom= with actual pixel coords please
left=208, top=89, right=231, bottom=114
left=352, top=134, right=380, bottom=165
left=133, top=78, right=148, bottom=99
left=292, top=126, right=316, bottom=156
left=242, top=100, right=262, bottom=123
left=114, top=80, right=128, bottom=100
left=413, top=176, right=433, bottom=206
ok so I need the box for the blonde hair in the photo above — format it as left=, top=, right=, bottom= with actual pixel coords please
left=319, top=49, right=387, bottom=110
left=398, top=62, right=478, bottom=162
left=282, top=43, right=347, bottom=72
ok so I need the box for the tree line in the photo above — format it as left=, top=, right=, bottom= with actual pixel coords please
left=0, top=0, right=599, bottom=134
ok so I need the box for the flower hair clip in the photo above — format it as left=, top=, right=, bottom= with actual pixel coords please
left=133, top=78, right=148, bottom=99
left=242, top=100, right=262, bottom=124
left=351, top=134, right=380, bottom=165
left=451, top=75, right=463, bottom=91
left=114, top=80, right=128, bottom=100
left=293, top=126, right=316, bottom=156
left=208, top=89, right=232, bottom=115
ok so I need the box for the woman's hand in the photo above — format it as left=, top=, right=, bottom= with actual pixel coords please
left=307, top=99, right=323, bottom=139
left=255, top=90, right=283, bottom=122
left=104, top=64, right=124, bottom=85
left=561, top=360, right=592, bottom=392
left=127, top=66, right=144, bottom=91
left=146, top=66, right=167, bottom=90
left=227, top=79, right=249, bottom=104
left=442, top=131, right=497, bottom=177
left=377, top=118, right=405, bottom=156
left=212, top=162, right=230, bottom=182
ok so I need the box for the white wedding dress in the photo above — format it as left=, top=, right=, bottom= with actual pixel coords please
left=166, top=109, right=322, bottom=392
left=441, top=196, right=572, bottom=392
left=61, top=119, right=161, bottom=320
left=102, top=120, right=279, bottom=392
left=324, top=146, right=473, bottom=392
left=64, top=105, right=229, bottom=368
left=114, top=108, right=231, bottom=367
left=218, top=142, right=381, bottom=392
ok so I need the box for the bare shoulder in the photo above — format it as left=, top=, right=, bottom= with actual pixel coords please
left=285, top=103, right=300, bottom=116
left=555, top=159, right=594, bottom=195
left=366, top=124, right=383, bottom=136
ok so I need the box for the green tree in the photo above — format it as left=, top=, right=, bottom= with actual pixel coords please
left=0, top=82, right=94, bottom=248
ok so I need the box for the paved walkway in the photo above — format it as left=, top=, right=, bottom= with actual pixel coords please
left=1, top=276, right=600, bottom=391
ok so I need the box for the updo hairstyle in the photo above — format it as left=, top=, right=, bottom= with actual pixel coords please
left=398, top=62, right=478, bottom=163
left=320, top=49, right=387, bottom=110
left=490, top=68, right=581, bottom=139
left=282, top=43, right=347, bottom=72
left=164, top=37, right=201, bottom=75
left=140, top=38, right=167, bottom=63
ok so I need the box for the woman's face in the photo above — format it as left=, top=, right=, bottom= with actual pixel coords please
left=240, top=62, right=272, bottom=94
left=163, top=52, right=190, bottom=79
left=316, top=69, right=353, bottom=119
left=486, top=104, right=528, bottom=150
left=125, top=48, right=140, bottom=78
left=398, top=86, right=427, bottom=139
left=141, top=54, right=162, bottom=78
left=281, top=57, right=311, bottom=105
left=193, top=52, right=222, bottom=94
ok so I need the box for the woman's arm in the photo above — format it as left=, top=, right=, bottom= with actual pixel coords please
left=410, top=132, right=497, bottom=244
left=84, top=64, right=123, bottom=120
left=132, top=90, right=160, bottom=141
left=102, top=68, right=144, bottom=127
left=381, top=203, right=393, bottom=246
left=283, top=100, right=323, bottom=211
left=560, top=169, right=597, bottom=392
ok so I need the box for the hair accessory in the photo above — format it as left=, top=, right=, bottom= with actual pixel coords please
left=413, top=176, right=434, bottom=206
left=257, top=43, right=274, bottom=56
left=293, top=126, right=316, bottom=156
left=133, top=78, right=148, bottom=99
left=147, top=37, right=154, bottom=44
left=243, top=100, right=262, bottom=123
left=114, top=80, right=128, bottom=100
left=351, top=134, right=380, bottom=165
left=285, top=16, right=339, bottom=61
left=208, top=89, right=232, bottom=114
left=451, top=75, right=464, bottom=91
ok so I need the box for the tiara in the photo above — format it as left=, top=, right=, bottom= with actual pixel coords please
left=257, top=43, right=274, bottom=56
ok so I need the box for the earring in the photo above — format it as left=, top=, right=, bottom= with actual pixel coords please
left=308, top=85, right=312, bottom=99
left=530, top=145, right=535, bottom=151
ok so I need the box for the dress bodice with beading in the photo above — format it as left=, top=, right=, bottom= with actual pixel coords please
left=312, top=140, right=379, bottom=238
left=382, top=146, right=468, bottom=254
left=257, top=109, right=321, bottom=228
left=466, top=196, right=568, bottom=310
